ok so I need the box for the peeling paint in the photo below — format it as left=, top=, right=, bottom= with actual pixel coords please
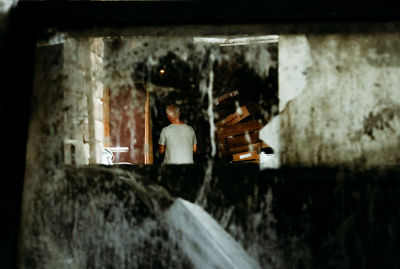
left=278, top=35, right=312, bottom=113
left=278, top=34, right=400, bottom=167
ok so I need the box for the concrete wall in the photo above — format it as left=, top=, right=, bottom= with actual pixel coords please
left=274, top=34, right=400, bottom=168
left=62, top=38, right=104, bottom=165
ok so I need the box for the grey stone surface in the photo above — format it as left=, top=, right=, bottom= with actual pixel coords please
left=19, top=166, right=190, bottom=269
left=277, top=34, right=400, bottom=168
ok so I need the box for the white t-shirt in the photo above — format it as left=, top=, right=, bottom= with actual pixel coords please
left=159, top=123, right=197, bottom=164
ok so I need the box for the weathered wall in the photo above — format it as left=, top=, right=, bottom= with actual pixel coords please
left=20, top=38, right=106, bottom=268
left=24, top=39, right=105, bottom=178
left=278, top=34, right=400, bottom=168
left=63, top=38, right=104, bottom=165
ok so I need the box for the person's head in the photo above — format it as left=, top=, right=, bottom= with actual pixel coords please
left=166, top=104, right=180, bottom=123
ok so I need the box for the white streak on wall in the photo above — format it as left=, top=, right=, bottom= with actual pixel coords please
left=207, top=68, right=216, bottom=157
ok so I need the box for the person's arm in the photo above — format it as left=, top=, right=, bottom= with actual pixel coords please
left=192, top=128, right=197, bottom=153
left=159, top=144, right=165, bottom=154
left=159, top=128, right=166, bottom=154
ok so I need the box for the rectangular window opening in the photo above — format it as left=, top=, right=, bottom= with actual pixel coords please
left=29, top=31, right=280, bottom=169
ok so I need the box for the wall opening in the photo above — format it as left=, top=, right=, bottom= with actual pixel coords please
left=29, top=34, right=279, bottom=168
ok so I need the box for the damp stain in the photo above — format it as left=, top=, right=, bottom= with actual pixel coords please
left=366, top=39, right=400, bottom=67
left=363, top=107, right=399, bottom=140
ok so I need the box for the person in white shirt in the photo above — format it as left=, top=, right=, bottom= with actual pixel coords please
left=158, top=104, right=197, bottom=164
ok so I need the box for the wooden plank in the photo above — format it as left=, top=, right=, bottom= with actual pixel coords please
left=225, top=131, right=259, bottom=148
left=102, top=88, right=110, bottom=147
left=217, top=120, right=262, bottom=138
left=213, top=90, right=239, bottom=107
left=229, top=142, right=269, bottom=154
left=232, top=151, right=259, bottom=162
left=215, top=106, right=249, bottom=128
left=229, top=142, right=258, bottom=154
left=239, top=159, right=260, bottom=164
left=148, top=111, right=153, bottom=164
left=144, top=87, right=153, bottom=164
